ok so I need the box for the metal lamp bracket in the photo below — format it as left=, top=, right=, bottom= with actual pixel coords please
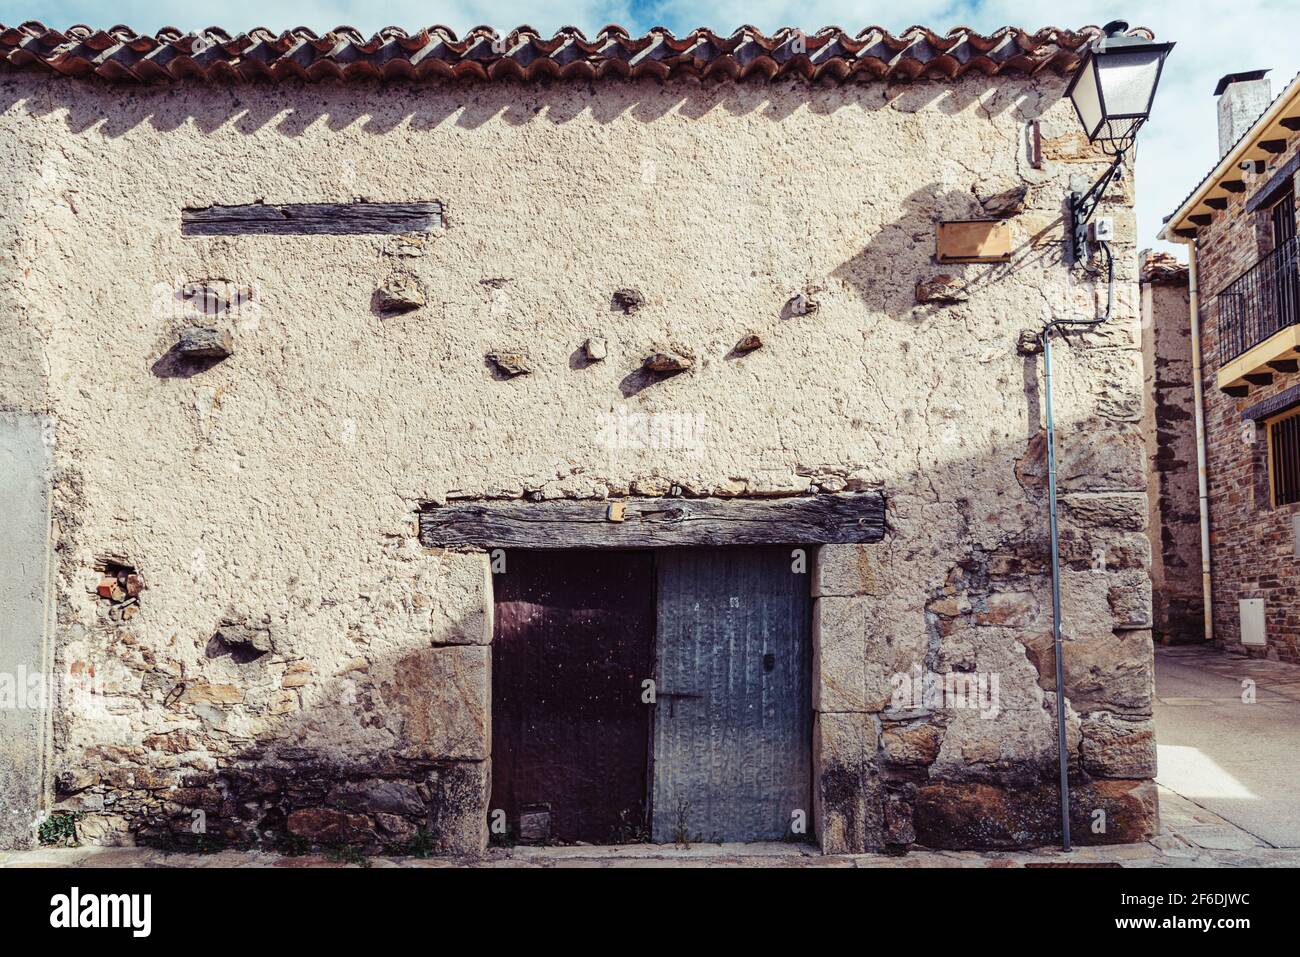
left=1068, top=151, right=1127, bottom=265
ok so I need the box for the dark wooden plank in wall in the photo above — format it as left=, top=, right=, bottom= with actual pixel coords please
left=182, top=201, right=443, bottom=236
left=419, top=493, right=886, bottom=548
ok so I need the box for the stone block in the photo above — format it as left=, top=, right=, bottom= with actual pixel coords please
left=1061, top=567, right=1151, bottom=636
left=814, top=596, right=927, bottom=712
left=813, top=544, right=888, bottom=598
left=382, top=645, right=489, bottom=760
left=1073, top=778, right=1159, bottom=844
left=426, top=761, right=489, bottom=856
left=286, top=807, right=371, bottom=844
left=328, top=780, right=426, bottom=817
left=1061, top=492, right=1149, bottom=531
left=812, top=596, right=865, bottom=712
left=1024, top=626, right=1153, bottom=716
left=423, top=550, right=493, bottom=645
left=1081, top=713, right=1157, bottom=778
left=914, top=777, right=1157, bottom=849
left=376, top=273, right=425, bottom=312
left=813, top=712, right=883, bottom=853
left=880, top=720, right=943, bottom=767
left=1057, top=424, right=1146, bottom=492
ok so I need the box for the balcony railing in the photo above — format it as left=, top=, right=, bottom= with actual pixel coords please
left=1216, top=233, right=1300, bottom=366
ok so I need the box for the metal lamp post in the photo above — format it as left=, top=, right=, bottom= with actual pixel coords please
left=1047, top=19, right=1172, bottom=851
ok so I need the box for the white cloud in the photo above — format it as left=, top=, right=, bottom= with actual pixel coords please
left=4, top=0, right=1294, bottom=252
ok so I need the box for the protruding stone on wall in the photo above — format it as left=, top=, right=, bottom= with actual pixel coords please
left=486, top=351, right=532, bottom=377
left=210, top=615, right=274, bottom=659
left=376, top=273, right=425, bottom=313
left=786, top=290, right=819, bottom=317
left=915, top=274, right=969, bottom=305
left=583, top=336, right=607, bottom=361
left=976, top=184, right=1031, bottom=218
left=612, top=288, right=644, bottom=313
left=176, top=326, right=233, bottom=360
left=1016, top=328, right=1044, bottom=355
left=642, top=348, right=693, bottom=373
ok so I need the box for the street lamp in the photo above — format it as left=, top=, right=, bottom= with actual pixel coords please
left=1066, top=21, right=1174, bottom=150
left=1066, top=21, right=1174, bottom=262
left=1045, top=19, right=1172, bottom=853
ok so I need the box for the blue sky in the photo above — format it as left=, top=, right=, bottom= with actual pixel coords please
left=2, top=1, right=1296, bottom=253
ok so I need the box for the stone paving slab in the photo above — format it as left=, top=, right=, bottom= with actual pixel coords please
left=5, top=806, right=1300, bottom=869
left=1154, top=645, right=1300, bottom=848
left=4, top=844, right=1299, bottom=868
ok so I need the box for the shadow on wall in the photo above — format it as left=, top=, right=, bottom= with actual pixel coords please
left=0, top=74, right=1052, bottom=140
left=831, top=182, right=1069, bottom=315
left=53, top=605, right=490, bottom=857
left=23, top=70, right=1151, bottom=852
left=44, top=371, right=1156, bottom=856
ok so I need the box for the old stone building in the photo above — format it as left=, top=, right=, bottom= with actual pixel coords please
left=0, top=22, right=1157, bottom=855
left=1140, top=252, right=1203, bottom=643
left=1162, top=71, right=1300, bottom=664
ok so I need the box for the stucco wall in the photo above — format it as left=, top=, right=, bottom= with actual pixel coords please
left=0, top=73, right=1154, bottom=852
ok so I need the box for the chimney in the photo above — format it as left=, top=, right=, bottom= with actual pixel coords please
left=1216, top=70, right=1273, bottom=157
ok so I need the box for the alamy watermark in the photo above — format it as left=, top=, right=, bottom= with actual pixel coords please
left=150, top=274, right=261, bottom=330
left=595, top=408, right=707, bottom=457
left=888, top=663, right=1001, bottom=719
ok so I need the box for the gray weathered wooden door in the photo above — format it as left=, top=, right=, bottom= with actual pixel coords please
left=651, top=547, right=812, bottom=842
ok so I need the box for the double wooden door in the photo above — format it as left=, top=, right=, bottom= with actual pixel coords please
left=491, top=547, right=811, bottom=845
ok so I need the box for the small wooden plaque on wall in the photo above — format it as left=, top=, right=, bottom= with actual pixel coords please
left=935, top=219, right=1013, bottom=264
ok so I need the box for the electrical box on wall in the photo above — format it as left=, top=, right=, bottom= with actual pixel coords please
left=1239, top=598, right=1266, bottom=647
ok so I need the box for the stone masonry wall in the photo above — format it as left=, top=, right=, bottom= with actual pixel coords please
left=0, top=72, right=1155, bottom=853
left=1139, top=252, right=1203, bottom=644
left=1191, top=132, right=1300, bottom=663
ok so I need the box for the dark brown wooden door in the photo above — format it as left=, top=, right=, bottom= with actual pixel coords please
left=491, top=550, right=655, bottom=844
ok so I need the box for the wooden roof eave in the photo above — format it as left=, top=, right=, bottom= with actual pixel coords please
left=1162, top=74, right=1300, bottom=242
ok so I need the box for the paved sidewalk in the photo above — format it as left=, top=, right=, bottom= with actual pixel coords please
left=3, top=804, right=1299, bottom=868
left=3, top=644, right=1295, bottom=869
left=1154, top=644, right=1300, bottom=849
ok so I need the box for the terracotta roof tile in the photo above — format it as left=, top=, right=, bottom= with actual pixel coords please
left=0, top=22, right=1150, bottom=85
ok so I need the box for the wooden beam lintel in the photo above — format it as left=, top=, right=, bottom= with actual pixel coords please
left=418, top=493, right=888, bottom=549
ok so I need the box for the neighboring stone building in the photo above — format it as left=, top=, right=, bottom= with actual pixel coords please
left=1140, top=252, right=1204, bottom=643
left=1163, top=71, right=1300, bottom=665
left=0, top=22, right=1157, bottom=855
